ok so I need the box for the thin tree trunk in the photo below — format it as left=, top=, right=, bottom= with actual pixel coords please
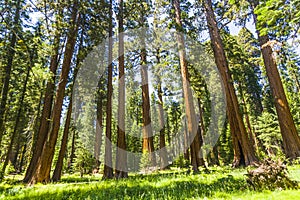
left=13, top=137, right=21, bottom=169
left=94, top=78, right=104, bottom=168
left=52, top=92, right=73, bottom=181
left=68, top=94, right=81, bottom=170
left=29, top=4, right=79, bottom=183
left=18, top=143, right=27, bottom=172
left=158, top=84, right=169, bottom=170
left=155, top=49, right=169, bottom=170
left=1, top=52, right=31, bottom=178
left=52, top=68, right=80, bottom=181
left=103, top=0, right=114, bottom=179
left=249, top=0, right=300, bottom=159
left=166, top=114, right=171, bottom=145
left=203, top=0, right=258, bottom=167
left=198, top=99, right=205, bottom=140
left=31, top=88, right=44, bottom=155
left=197, top=98, right=206, bottom=167
left=238, top=83, right=257, bottom=153
left=68, top=127, right=77, bottom=169
left=292, top=73, right=300, bottom=93
left=183, top=118, right=190, bottom=161
left=115, top=0, right=128, bottom=179
left=173, top=0, right=200, bottom=172
left=0, top=0, right=21, bottom=149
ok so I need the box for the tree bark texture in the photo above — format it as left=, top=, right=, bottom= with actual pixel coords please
left=115, top=0, right=128, bottom=179
left=173, top=0, right=202, bottom=172
left=249, top=0, right=300, bottom=159
left=204, top=0, right=258, bottom=167
left=103, top=0, right=114, bottom=179
left=29, top=3, right=79, bottom=183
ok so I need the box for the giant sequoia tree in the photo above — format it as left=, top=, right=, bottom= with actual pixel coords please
left=133, top=0, right=157, bottom=166
left=103, top=0, right=114, bottom=179
left=248, top=0, right=300, bottom=159
left=173, top=0, right=203, bottom=172
left=29, top=2, right=80, bottom=183
left=115, top=0, right=128, bottom=178
left=203, top=0, right=258, bottom=167
left=23, top=3, right=63, bottom=183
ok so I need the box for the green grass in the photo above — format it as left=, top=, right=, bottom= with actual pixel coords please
left=0, top=166, right=300, bottom=200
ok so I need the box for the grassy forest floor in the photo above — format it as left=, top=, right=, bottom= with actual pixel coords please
left=1, top=165, right=300, bottom=200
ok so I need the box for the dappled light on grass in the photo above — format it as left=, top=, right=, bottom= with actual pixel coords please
left=1, top=166, right=299, bottom=199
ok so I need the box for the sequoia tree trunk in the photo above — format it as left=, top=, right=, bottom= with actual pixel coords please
left=173, top=0, right=202, bottom=172
left=103, top=0, right=114, bottom=179
left=23, top=15, right=62, bottom=183
left=238, top=83, right=257, bottom=153
left=29, top=3, right=79, bottom=183
left=197, top=98, right=206, bottom=167
left=115, top=0, right=128, bottom=179
left=183, top=119, right=190, bottom=161
left=94, top=78, right=104, bottom=168
left=68, top=125, right=77, bottom=169
left=52, top=92, right=73, bottom=182
left=52, top=63, right=80, bottom=181
left=52, top=25, right=84, bottom=181
left=155, top=49, right=169, bottom=170
left=141, top=45, right=156, bottom=166
left=203, top=0, right=258, bottom=167
left=249, top=0, right=300, bottom=159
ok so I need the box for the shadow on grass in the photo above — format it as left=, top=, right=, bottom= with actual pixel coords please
left=59, top=170, right=190, bottom=183
left=60, top=176, right=101, bottom=183
left=5, top=175, right=247, bottom=200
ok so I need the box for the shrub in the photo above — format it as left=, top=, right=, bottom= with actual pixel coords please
left=245, top=159, right=299, bottom=190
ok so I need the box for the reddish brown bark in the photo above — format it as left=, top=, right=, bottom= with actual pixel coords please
left=94, top=78, right=104, bottom=168
left=197, top=99, right=206, bottom=167
left=103, top=0, right=114, bottom=179
left=173, top=0, right=201, bottom=172
left=238, top=83, right=257, bottom=153
left=249, top=0, right=300, bottom=159
left=52, top=61, right=80, bottom=181
left=29, top=3, right=79, bottom=183
left=231, top=129, right=244, bottom=167
left=52, top=93, right=73, bottom=182
left=23, top=15, right=62, bottom=183
left=115, top=0, right=128, bottom=178
left=183, top=119, right=190, bottom=161
left=204, top=0, right=258, bottom=167
left=155, top=50, right=169, bottom=170
left=141, top=46, right=156, bottom=166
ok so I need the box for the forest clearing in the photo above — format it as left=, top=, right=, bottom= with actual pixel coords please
left=1, top=0, right=300, bottom=199
left=1, top=165, right=300, bottom=199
